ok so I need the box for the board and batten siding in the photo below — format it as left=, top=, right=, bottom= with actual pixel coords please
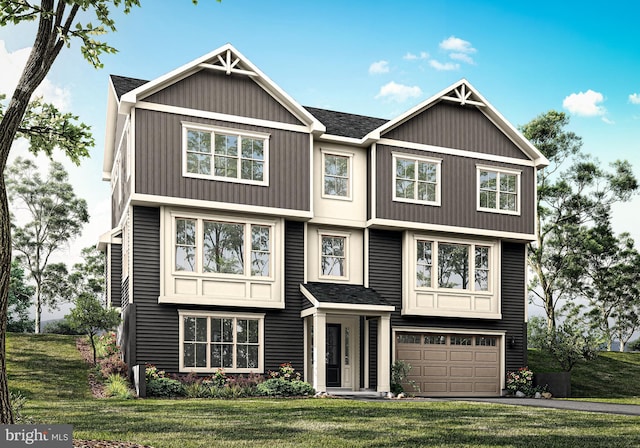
left=382, top=102, right=530, bottom=161
left=375, top=145, right=535, bottom=235
left=144, top=70, right=304, bottom=126
left=367, top=230, right=528, bottom=376
left=135, top=110, right=311, bottom=212
left=109, top=244, right=122, bottom=308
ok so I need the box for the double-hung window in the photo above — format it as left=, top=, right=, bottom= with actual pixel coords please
left=322, top=150, right=352, bottom=200
left=415, top=239, right=492, bottom=292
left=180, top=311, right=264, bottom=373
left=477, top=166, right=520, bottom=215
left=393, top=154, right=441, bottom=206
left=183, top=124, right=269, bottom=186
left=319, top=233, right=348, bottom=279
left=174, top=216, right=272, bottom=278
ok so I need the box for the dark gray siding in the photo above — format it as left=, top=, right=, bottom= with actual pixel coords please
left=110, top=244, right=122, bottom=308
left=135, top=109, right=311, bottom=212
left=375, top=144, right=535, bottom=235
left=264, top=221, right=305, bottom=372
left=132, top=206, right=180, bottom=370
left=126, top=207, right=305, bottom=374
left=383, top=102, right=529, bottom=160
left=368, top=230, right=527, bottom=378
left=144, top=70, right=304, bottom=126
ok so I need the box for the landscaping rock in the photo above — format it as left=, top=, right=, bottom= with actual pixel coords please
left=535, top=392, right=542, bottom=399
left=515, top=391, right=526, bottom=398
left=386, top=392, right=395, bottom=399
left=542, top=392, right=553, bottom=399
left=397, top=393, right=406, bottom=399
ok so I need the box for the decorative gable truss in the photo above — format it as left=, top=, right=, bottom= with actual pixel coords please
left=440, top=83, right=486, bottom=107
left=199, top=48, right=257, bottom=77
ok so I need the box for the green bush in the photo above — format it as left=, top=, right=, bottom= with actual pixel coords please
left=42, top=319, right=83, bottom=335
left=147, top=377, right=185, bottom=398
left=256, top=378, right=314, bottom=397
left=9, top=391, right=33, bottom=423
left=104, top=374, right=133, bottom=399
left=391, top=360, right=418, bottom=395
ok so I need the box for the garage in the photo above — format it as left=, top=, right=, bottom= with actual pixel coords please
left=395, top=332, right=502, bottom=397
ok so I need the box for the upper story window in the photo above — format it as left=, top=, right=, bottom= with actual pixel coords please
left=174, top=216, right=272, bottom=279
left=393, top=153, right=441, bottom=206
left=477, top=166, right=520, bottom=215
left=319, top=232, right=349, bottom=279
left=322, top=150, right=352, bottom=200
left=415, top=239, right=492, bottom=292
left=183, top=123, right=269, bottom=186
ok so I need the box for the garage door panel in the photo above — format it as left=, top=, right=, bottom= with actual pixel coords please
left=396, top=332, right=501, bottom=397
left=450, top=351, right=473, bottom=362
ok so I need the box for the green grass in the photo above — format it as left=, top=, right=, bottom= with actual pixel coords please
left=6, top=333, right=640, bottom=448
left=528, top=349, right=640, bottom=399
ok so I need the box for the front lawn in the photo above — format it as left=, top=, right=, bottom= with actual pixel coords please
left=7, top=334, right=640, bottom=448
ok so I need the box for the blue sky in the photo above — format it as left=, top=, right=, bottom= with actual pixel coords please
left=1, top=1, right=639, bottom=318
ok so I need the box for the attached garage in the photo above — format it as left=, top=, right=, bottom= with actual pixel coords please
left=395, top=332, right=503, bottom=397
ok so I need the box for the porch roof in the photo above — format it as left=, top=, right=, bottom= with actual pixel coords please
left=300, top=283, right=395, bottom=315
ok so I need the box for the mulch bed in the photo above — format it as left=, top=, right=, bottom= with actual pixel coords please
left=74, top=338, right=154, bottom=448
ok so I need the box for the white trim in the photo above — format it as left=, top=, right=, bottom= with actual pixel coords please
left=303, top=222, right=309, bottom=284
left=366, top=217, right=536, bottom=242
left=130, top=192, right=313, bottom=219
left=178, top=309, right=265, bottom=373
left=299, top=285, right=395, bottom=316
left=371, top=144, right=377, bottom=220
left=320, top=148, right=354, bottom=201
left=364, top=228, right=370, bottom=288
left=392, top=152, right=442, bottom=207
left=137, top=101, right=311, bottom=134
left=181, top=122, right=270, bottom=187
left=309, top=134, right=315, bottom=216
left=318, top=229, right=351, bottom=281
left=130, top=108, right=136, bottom=196
left=476, top=165, right=522, bottom=216
left=378, top=138, right=536, bottom=168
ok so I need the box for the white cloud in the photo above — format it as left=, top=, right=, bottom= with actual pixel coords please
left=429, top=60, right=460, bottom=71
left=0, top=40, right=70, bottom=110
left=439, top=36, right=476, bottom=54
left=375, top=81, right=422, bottom=103
left=368, top=60, right=390, bottom=75
left=403, top=51, right=429, bottom=60
left=629, top=93, right=640, bottom=104
left=562, top=90, right=606, bottom=117
left=450, top=52, right=475, bottom=65
left=602, top=117, right=615, bottom=125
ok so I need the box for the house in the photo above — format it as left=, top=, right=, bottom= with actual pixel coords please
left=98, top=43, right=548, bottom=397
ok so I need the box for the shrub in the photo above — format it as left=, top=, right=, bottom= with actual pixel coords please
left=391, top=360, right=418, bottom=395
left=99, top=354, right=128, bottom=378
left=506, top=367, right=535, bottom=395
left=256, top=378, right=314, bottom=397
left=145, top=364, right=167, bottom=382
left=95, top=332, right=119, bottom=359
left=9, top=391, right=33, bottom=423
left=147, top=377, right=185, bottom=398
left=42, top=319, right=83, bottom=335
left=529, top=321, right=600, bottom=371
left=629, top=339, right=640, bottom=352
left=104, top=374, right=133, bottom=399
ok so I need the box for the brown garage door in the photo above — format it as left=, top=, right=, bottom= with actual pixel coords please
left=396, top=333, right=501, bottom=397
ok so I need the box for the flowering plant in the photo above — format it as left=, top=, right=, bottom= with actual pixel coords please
left=506, top=366, right=535, bottom=395
left=212, top=368, right=228, bottom=388
left=267, top=362, right=301, bottom=381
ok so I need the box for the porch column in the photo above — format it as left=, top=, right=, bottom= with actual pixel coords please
left=376, top=314, right=391, bottom=393
left=313, top=311, right=327, bottom=393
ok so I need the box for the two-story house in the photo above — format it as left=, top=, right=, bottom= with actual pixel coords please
left=99, top=43, right=548, bottom=396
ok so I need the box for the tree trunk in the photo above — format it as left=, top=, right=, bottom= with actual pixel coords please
left=34, top=283, right=42, bottom=334
left=90, top=334, right=97, bottom=365
left=0, top=177, right=14, bottom=424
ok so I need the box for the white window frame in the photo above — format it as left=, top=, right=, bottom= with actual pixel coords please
left=178, top=310, right=265, bottom=373
left=476, top=165, right=521, bottom=216
left=318, top=230, right=350, bottom=280
left=182, top=122, right=270, bottom=187
left=412, top=235, right=496, bottom=294
left=321, top=149, right=353, bottom=201
left=392, top=153, right=442, bottom=206
left=172, top=212, right=275, bottom=281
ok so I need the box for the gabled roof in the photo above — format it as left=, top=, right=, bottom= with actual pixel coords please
left=366, top=79, right=549, bottom=168
left=110, top=75, right=148, bottom=100
left=117, top=43, right=325, bottom=134
left=301, top=282, right=392, bottom=307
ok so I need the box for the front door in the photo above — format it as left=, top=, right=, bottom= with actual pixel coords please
left=326, top=324, right=341, bottom=387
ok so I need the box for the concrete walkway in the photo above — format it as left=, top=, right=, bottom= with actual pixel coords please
left=454, top=398, right=640, bottom=416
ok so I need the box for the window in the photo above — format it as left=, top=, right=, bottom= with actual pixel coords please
left=424, top=335, right=447, bottom=345
left=183, top=124, right=269, bottom=186
left=397, top=334, right=421, bottom=344
left=477, top=166, right=520, bottom=214
left=320, top=234, right=347, bottom=278
left=451, top=336, right=472, bottom=346
left=415, top=239, right=492, bottom=292
left=393, top=154, right=441, bottom=205
left=322, top=151, right=352, bottom=199
left=174, top=216, right=272, bottom=278
left=476, top=336, right=497, bottom=347
left=180, top=312, right=264, bottom=372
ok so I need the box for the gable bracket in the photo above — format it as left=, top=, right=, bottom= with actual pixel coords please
left=441, top=85, right=486, bottom=107
left=199, top=49, right=258, bottom=77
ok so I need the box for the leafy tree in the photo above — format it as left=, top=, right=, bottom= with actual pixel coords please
left=0, top=0, right=217, bottom=423
left=66, top=293, right=121, bottom=365
left=70, top=246, right=106, bottom=302
left=6, top=158, right=89, bottom=333
left=521, top=111, right=638, bottom=330
left=7, top=261, right=34, bottom=333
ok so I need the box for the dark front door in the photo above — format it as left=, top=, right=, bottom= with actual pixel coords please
left=326, top=324, right=341, bottom=387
